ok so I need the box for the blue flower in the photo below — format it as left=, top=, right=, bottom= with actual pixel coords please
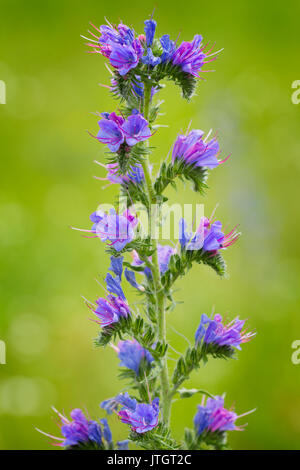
left=124, top=268, right=142, bottom=290
left=142, top=48, right=161, bottom=66
left=88, top=420, right=103, bottom=445
left=109, top=255, right=123, bottom=279
left=117, top=440, right=129, bottom=450
left=115, top=392, right=137, bottom=410
left=105, top=273, right=125, bottom=300
left=160, top=35, right=176, bottom=62
left=100, top=418, right=112, bottom=444
left=127, top=165, right=145, bottom=184
left=144, top=19, right=157, bottom=46
left=117, top=339, right=154, bottom=375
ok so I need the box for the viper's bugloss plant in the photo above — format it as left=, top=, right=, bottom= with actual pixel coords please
left=39, top=14, right=256, bottom=451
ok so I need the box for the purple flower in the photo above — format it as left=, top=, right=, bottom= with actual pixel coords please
left=96, top=111, right=151, bottom=152
left=195, top=313, right=255, bottom=350
left=97, top=116, right=124, bottom=152
left=171, top=34, right=207, bottom=77
left=116, top=339, right=154, bottom=375
left=172, top=130, right=222, bottom=169
left=194, top=396, right=253, bottom=435
left=121, top=113, right=152, bottom=146
left=93, top=294, right=130, bottom=327
left=86, top=22, right=142, bottom=75
left=62, top=409, right=101, bottom=447
left=202, top=218, right=239, bottom=253
left=109, top=40, right=143, bottom=76
left=90, top=209, right=138, bottom=252
left=179, top=217, right=240, bottom=253
left=99, top=23, right=135, bottom=48
left=37, top=408, right=103, bottom=448
left=117, top=395, right=159, bottom=433
left=144, top=19, right=156, bottom=46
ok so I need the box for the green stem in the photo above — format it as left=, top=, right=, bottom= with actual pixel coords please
left=141, top=82, right=172, bottom=426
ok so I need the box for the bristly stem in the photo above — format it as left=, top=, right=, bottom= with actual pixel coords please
left=140, top=81, right=172, bottom=426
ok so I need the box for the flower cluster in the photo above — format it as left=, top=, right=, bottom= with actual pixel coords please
left=195, top=313, right=255, bottom=350
left=85, top=18, right=216, bottom=82
left=40, top=16, right=255, bottom=452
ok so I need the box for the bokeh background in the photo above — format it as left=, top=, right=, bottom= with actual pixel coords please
left=1, top=0, right=300, bottom=450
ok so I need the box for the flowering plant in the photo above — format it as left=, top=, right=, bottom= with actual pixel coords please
left=39, top=15, right=255, bottom=451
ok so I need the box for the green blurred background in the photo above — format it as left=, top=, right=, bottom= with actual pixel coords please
left=1, top=0, right=300, bottom=450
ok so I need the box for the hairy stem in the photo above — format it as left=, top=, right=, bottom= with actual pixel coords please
left=140, top=82, right=172, bottom=426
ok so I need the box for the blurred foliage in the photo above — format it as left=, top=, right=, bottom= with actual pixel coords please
left=0, top=0, right=300, bottom=450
